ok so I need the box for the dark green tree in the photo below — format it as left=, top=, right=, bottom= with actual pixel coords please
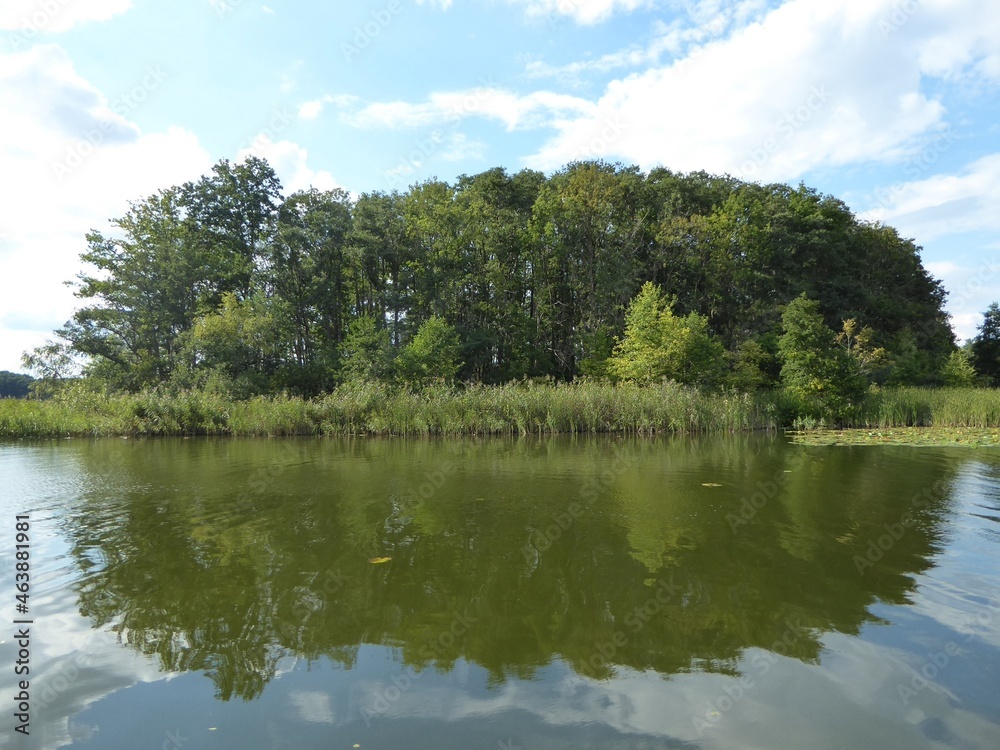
left=338, top=316, right=392, bottom=383
left=972, top=302, right=1000, bottom=385
left=0, top=370, right=34, bottom=398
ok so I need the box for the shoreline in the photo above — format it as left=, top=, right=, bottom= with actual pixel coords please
left=2, top=383, right=999, bottom=440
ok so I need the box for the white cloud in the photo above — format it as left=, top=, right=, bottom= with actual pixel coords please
left=524, top=0, right=961, bottom=177
left=514, top=0, right=651, bottom=25
left=864, top=154, right=1000, bottom=242
left=237, top=134, right=341, bottom=194
left=288, top=690, right=336, bottom=724
left=347, top=0, right=1000, bottom=182
left=0, top=0, right=131, bottom=34
left=871, top=151, right=1000, bottom=344
left=0, top=44, right=345, bottom=371
left=299, top=100, right=326, bottom=120
left=417, top=0, right=652, bottom=24
left=344, top=87, right=595, bottom=132
left=524, top=3, right=777, bottom=82
left=439, top=132, right=486, bottom=161
left=924, top=251, right=1000, bottom=342
left=0, top=45, right=212, bottom=371
left=298, top=94, right=340, bottom=121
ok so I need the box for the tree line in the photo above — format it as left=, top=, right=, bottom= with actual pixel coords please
left=25, top=156, right=992, bottom=402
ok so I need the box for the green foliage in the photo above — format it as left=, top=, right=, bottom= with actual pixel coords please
left=972, top=302, right=1000, bottom=385
left=608, top=282, right=726, bottom=385
left=5, top=383, right=1000, bottom=439
left=940, top=349, right=978, bottom=387
left=174, top=293, right=284, bottom=398
left=835, top=319, right=889, bottom=380
left=0, top=371, right=33, bottom=399
left=395, top=316, right=462, bottom=386
left=338, top=316, right=392, bottom=383
left=778, top=295, right=865, bottom=422
left=577, top=325, right=615, bottom=379
left=32, top=157, right=954, bottom=400
left=20, top=341, right=79, bottom=398
left=725, top=339, right=776, bottom=391
left=884, top=328, right=937, bottom=386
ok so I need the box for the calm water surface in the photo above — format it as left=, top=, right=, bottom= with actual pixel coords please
left=0, top=435, right=998, bottom=749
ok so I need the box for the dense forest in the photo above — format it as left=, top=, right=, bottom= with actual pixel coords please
left=0, top=371, right=33, bottom=398
left=25, top=157, right=980, bottom=409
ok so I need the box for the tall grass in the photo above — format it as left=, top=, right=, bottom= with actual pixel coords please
left=1, top=383, right=999, bottom=439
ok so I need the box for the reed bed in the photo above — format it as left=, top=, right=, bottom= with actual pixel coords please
left=1, top=383, right=999, bottom=438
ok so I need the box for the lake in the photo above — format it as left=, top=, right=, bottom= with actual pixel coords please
left=1, top=435, right=998, bottom=749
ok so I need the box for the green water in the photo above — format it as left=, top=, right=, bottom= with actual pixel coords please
left=1, top=435, right=998, bottom=749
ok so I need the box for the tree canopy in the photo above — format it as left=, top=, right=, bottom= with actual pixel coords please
left=0, top=371, right=33, bottom=399
left=32, top=157, right=959, bottom=397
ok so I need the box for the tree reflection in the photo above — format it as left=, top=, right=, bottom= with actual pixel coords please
left=65, top=436, right=958, bottom=700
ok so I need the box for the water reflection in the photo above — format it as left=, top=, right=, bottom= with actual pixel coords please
left=58, top=435, right=964, bottom=704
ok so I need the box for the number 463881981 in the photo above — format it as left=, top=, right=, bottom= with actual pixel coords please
left=15, top=515, right=29, bottom=610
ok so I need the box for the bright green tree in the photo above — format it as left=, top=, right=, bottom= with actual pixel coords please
left=940, top=348, right=978, bottom=387
left=396, top=316, right=462, bottom=386
left=778, top=294, right=864, bottom=421
left=608, top=282, right=725, bottom=385
left=175, top=293, right=283, bottom=397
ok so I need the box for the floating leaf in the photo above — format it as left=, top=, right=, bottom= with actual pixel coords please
left=701, top=482, right=723, bottom=487
left=368, top=556, right=392, bottom=564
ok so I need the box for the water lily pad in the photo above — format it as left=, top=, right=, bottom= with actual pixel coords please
left=788, top=427, right=1000, bottom=448
left=368, top=556, right=392, bottom=564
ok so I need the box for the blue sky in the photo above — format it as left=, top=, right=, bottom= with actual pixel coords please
left=1, top=0, right=998, bottom=372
